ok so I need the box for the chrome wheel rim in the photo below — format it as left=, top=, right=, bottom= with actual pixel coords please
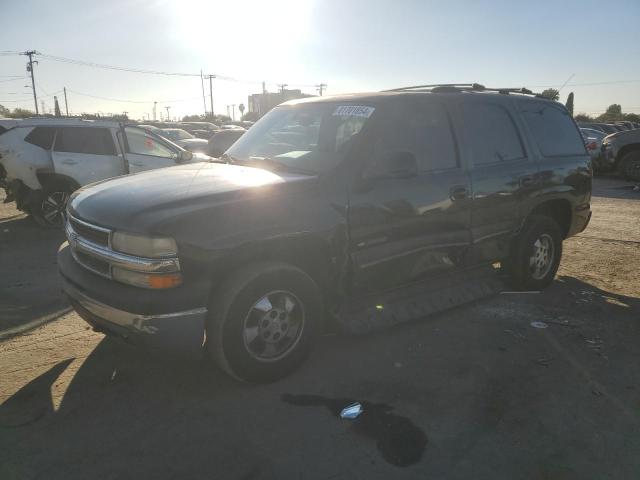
left=242, top=290, right=305, bottom=362
left=40, top=191, right=69, bottom=226
left=529, top=233, right=554, bottom=280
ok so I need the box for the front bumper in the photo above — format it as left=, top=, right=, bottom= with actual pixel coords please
left=59, top=244, right=208, bottom=351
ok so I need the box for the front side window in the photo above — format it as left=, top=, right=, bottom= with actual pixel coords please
left=372, top=102, right=458, bottom=172
left=24, top=126, right=56, bottom=150
left=125, top=127, right=176, bottom=158
left=463, top=103, right=525, bottom=165
left=522, top=101, right=586, bottom=157
left=226, top=102, right=375, bottom=173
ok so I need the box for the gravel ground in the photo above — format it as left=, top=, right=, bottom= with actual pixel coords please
left=1, top=177, right=639, bottom=480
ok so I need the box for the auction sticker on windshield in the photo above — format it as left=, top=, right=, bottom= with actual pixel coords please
left=333, top=105, right=375, bottom=118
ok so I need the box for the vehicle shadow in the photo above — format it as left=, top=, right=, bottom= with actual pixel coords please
left=1, top=276, right=639, bottom=479
left=0, top=214, right=68, bottom=337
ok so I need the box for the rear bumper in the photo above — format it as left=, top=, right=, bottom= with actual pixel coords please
left=567, top=203, right=592, bottom=237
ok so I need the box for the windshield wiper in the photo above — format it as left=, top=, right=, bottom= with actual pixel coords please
left=241, top=156, right=316, bottom=175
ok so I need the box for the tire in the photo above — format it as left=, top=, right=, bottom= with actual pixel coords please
left=503, top=215, right=563, bottom=291
left=206, top=261, right=324, bottom=383
left=620, top=151, right=640, bottom=182
left=31, top=182, right=74, bottom=228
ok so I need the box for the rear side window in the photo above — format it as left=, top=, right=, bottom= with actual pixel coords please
left=463, top=103, right=525, bottom=165
left=522, top=102, right=586, bottom=157
left=54, top=127, right=116, bottom=155
left=374, top=102, right=458, bottom=172
left=24, top=127, right=56, bottom=150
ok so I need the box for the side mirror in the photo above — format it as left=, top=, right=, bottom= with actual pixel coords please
left=177, top=150, right=193, bottom=163
left=365, top=151, right=418, bottom=180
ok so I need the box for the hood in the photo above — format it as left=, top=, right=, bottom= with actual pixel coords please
left=68, top=162, right=314, bottom=232
left=604, top=129, right=640, bottom=143
left=177, top=138, right=209, bottom=150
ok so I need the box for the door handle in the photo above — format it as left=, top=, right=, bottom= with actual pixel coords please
left=61, top=159, right=77, bottom=165
left=450, top=185, right=468, bottom=201
left=519, top=175, right=535, bottom=187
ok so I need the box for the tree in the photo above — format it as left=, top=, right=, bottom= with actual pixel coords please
left=242, top=111, right=260, bottom=122
left=541, top=88, right=560, bottom=101
left=9, top=108, right=35, bottom=118
left=597, top=104, right=624, bottom=122
left=182, top=114, right=206, bottom=122
left=0, top=104, right=10, bottom=117
left=624, top=113, right=640, bottom=123
left=574, top=113, right=593, bottom=122
left=565, top=92, right=574, bottom=116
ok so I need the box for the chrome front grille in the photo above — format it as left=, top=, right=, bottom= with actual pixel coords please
left=69, top=217, right=110, bottom=247
left=65, top=215, right=181, bottom=280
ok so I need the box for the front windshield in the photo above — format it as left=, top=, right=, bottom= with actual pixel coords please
left=162, top=129, right=194, bottom=141
left=226, top=102, right=375, bottom=173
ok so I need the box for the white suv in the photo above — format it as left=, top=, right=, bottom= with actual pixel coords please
left=0, top=118, right=212, bottom=226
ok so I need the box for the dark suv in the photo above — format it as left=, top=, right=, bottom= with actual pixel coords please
left=58, top=84, right=592, bottom=382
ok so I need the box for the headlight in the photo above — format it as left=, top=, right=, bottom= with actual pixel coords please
left=111, top=231, right=178, bottom=258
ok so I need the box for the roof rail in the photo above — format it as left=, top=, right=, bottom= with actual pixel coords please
left=384, top=83, right=486, bottom=92
left=383, top=84, right=542, bottom=97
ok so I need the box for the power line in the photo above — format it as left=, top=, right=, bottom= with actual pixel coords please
left=66, top=88, right=207, bottom=104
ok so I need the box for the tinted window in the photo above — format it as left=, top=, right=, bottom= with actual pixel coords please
left=373, top=102, right=458, bottom=171
left=125, top=127, right=176, bottom=158
left=24, top=127, right=56, bottom=150
left=54, top=127, right=116, bottom=155
left=522, top=102, right=585, bottom=156
left=464, top=103, right=525, bottom=164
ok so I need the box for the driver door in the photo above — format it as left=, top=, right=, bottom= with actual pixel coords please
left=120, top=126, right=179, bottom=173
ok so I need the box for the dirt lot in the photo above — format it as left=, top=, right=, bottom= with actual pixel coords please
left=1, top=177, right=639, bottom=480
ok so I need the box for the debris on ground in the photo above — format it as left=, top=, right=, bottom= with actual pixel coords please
left=530, top=321, right=549, bottom=329
left=340, top=402, right=363, bottom=419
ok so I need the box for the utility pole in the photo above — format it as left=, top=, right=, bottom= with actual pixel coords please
left=41, top=100, right=45, bottom=115
left=316, top=83, right=327, bottom=96
left=22, top=50, right=39, bottom=114
left=153, top=101, right=157, bottom=121
left=206, top=75, right=215, bottom=118
left=278, top=83, right=288, bottom=94
left=226, top=105, right=230, bottom=118
left=262, top=81, right=266, bottom=94
left=231, top=104, right=236, bottom=121
left=200, top=70, right=207, bottom=116
left=165, top=106, right=171, bottom=121
left=123, top=111, right=128, bottom=120
left=63, top=87, right=69, bottom=116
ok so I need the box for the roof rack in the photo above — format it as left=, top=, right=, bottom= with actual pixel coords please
left=383, top=83, right=541, bottom=96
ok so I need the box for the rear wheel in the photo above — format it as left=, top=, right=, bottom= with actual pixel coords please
left=206, top=262, right=323, bottom=383
left=503, top=215, right=563, bottom=290
left=621, top=151, right=640, bottom=181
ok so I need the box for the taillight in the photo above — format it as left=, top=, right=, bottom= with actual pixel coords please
left=587, top=142, right=597, bottom=151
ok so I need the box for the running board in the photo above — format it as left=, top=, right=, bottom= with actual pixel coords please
left=337, top=265, right=504, bottom=335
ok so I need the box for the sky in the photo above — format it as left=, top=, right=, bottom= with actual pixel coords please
left=2, top=0, right=640, bottom=120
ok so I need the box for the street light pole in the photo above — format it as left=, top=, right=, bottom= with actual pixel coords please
left=165, top=106, right=171, bottom=121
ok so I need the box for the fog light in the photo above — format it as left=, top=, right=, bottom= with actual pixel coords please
left=112, top=267, right=183, bottom=289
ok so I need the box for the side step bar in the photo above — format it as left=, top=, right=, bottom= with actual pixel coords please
left=337, top=265, right=504, bottom=334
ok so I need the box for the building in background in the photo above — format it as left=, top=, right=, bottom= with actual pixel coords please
left=248, top=89, right=314, bottom=118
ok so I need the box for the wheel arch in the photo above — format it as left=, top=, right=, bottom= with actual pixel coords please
left=525, top=198, right=572, bottom=239
left=208, top=234, right=342, bottom=306
left=35, top=171, right=81, bottom=192
left=616, top=143, right=640, bottom=169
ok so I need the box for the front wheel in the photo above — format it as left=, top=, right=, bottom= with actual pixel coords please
left=503, top=215, right=563, bottom=291
left=31, top=188, right=71, bottom=228
left=206, top=262, right=323, bottom=383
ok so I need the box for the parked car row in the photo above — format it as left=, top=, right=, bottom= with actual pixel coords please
left=577, top=122, right=640, bottom=179
left=0, top=118, right=215, bottom=226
